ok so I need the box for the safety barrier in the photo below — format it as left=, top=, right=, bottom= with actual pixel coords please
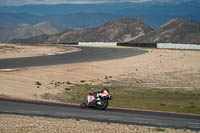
left=78, top=42, right=200, bottom=50
left=78, top=42, right=117, bottom=47
left=117, top=42, right=157, bottom=48
left=157, top=43, right=200, bottom=50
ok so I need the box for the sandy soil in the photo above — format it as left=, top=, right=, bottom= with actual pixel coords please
left=0, top=114, right=198, bottom=133
left=0, top=44, right=200, bottom=100
left=0, top=43, right=69, bottom=59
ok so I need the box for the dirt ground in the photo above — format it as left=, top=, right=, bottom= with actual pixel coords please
left=0, top=43, right=200, bottom=100
left=0, top=43, right=68, bottom=59
left=0, top=43, right=200, bottom=133
left=1, top=114, right=198, bottom=133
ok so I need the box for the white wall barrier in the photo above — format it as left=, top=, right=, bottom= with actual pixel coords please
left=78, top=42, right=117, bottom=47
left=157, top=43, right=200, bottom=50
left=78, top=42, right=200, bottom=50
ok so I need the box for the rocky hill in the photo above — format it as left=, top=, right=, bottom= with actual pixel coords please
left=11, top=18, right=153, bottom=44
left=0, top=22, right=68, bottom=42
left=10, top=18, right=200, bottom=45
left=132, top=18, right=200, bottom=44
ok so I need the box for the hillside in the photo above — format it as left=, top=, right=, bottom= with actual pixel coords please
left=10, top=18, right=200, bottom=45
left=0, top=22, right=69, bottom=42
left=132, top=18, right=200, bottom=44
left=10, top=18, right=153, bottom=44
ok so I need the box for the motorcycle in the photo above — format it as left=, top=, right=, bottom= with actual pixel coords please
left=80, top=88, right=112, bottom=110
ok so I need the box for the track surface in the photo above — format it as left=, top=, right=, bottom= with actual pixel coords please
left=0, top=46, right=147, bottom=69
left=0, top=98, right=200, bottom=131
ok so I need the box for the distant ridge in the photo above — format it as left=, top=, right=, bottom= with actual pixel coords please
left=10, top=18, right=200, bottom=45
left=0, top=22, right=69, bottom=42
left=131, top=18, right=200, bottom=44
left=10, top=18, right=153, bottom=44
left=1, top=1, right=200, bottom=29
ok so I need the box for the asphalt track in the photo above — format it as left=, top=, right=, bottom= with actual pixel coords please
left=0, top=46, right=147, bottom=69
left=0, top=46, right=200, bottom=130
left=0, top=97, right=200, bottom=131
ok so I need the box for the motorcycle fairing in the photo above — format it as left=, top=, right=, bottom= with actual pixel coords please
left=87, top=94, right=96, bottom=106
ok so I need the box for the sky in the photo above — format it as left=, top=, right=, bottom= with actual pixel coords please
left=0, top=0, right=195, bottom=6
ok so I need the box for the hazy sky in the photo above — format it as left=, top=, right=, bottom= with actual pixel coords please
left=0, top=0, right=195, bottom=6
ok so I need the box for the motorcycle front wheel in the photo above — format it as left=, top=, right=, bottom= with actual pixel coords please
left=80, top=100, right=87, bottom=109
left=96, top=99, right=109, bottom=110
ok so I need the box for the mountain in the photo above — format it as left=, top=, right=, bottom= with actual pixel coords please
left=0, top=22, right=69, bottom=42
left=10, top=18, right=153, bottom=44
left=0, top=1, right=200, bottom=28
left=10, top=18, right=200, bottom=45
left=0, top=12, right=115, bottom=30
left=56, top=18, right=153, bottom=43
left=131, top=18, right=200, bottom=44
left=0, top=13, right=42, bottom=29
left=114, top=1, right=200, bottom=28
left=45, top=12, right=116, bottom=29
left=0, top=3, right=138, bottom=16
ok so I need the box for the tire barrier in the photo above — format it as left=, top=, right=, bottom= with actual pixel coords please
left=55, top=42, right=78, bottom=45
left=117, top=42, right=157, bottom=48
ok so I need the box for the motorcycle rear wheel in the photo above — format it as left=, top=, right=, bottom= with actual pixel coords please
left=96, top=99, right=109, bottom=110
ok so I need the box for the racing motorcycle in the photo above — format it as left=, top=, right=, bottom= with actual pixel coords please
left=80, top=88, right=112, bottom=110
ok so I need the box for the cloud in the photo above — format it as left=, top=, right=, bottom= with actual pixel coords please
left=0, top=0, right=197, bottom=6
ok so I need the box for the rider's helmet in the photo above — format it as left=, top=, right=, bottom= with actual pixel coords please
left=99, top=87, right=109, bottom=93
